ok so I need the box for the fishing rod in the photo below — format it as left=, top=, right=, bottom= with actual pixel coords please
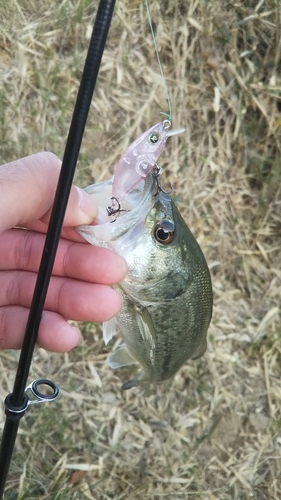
left=0, top=0, right=116, bottom=496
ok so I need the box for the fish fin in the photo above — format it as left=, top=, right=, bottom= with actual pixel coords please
left=135, top=307, right=156, bottom=362
left=191, top=340, right=207, bottom=360
left=121, top=375, right=144, bottom=391
left=107, top=344, right=138, bottom=369
left=103, top=317, right=117, bottom=345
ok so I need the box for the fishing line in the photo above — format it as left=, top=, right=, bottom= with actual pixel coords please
left=145, top=0, right=172, bottom=122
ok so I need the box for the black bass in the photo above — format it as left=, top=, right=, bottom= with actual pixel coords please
left=78, top=174, right=212, bottom=390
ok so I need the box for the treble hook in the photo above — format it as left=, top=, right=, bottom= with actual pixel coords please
left=152, top=164, right=173, bottom=195
left=107, top=197, right=128, bottom=223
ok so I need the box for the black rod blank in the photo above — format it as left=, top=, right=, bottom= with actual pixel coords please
left=0, top=0, right=116, bottom=496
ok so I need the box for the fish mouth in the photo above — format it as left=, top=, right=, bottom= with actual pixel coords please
left=109, top=174, right=155, bottom=215
left=77, top=174, right=156, bottom=245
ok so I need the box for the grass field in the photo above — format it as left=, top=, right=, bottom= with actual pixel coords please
left=0, top=0, right=281, bottom=498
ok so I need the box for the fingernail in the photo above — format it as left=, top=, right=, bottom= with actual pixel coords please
left=75, top=186, right=98, bottom=224
left=70, top=325, right=83, bottom=346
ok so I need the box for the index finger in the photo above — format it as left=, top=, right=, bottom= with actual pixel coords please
left=0, top=152, right=97, bottom=233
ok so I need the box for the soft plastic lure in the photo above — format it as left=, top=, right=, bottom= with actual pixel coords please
left=111, top=120, right=185, bottom=204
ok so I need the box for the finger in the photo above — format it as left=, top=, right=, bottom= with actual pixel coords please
left=0, top=306, right=82, bottom=352
left=0, top=270, right=123, bottom=322
left=0, top=152, right=97, bottom=233
left=18, top=219, right=86, bottom=243
left=21, top=220, right=85, bottom=243
left=41, top=184, right=98, bottom=227
left=0, top=229, right=127, bottom=284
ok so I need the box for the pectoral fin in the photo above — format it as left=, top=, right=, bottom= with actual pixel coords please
left=103, top=317, right=117, bottom=345
left=135, top=305, right=156, bottom=362
left=107, top=343, right=138, bottom=369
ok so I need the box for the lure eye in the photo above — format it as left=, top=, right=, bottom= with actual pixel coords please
left=148, top=132, right=160, bottom=144
left=154, top=220, right=175, bottom=245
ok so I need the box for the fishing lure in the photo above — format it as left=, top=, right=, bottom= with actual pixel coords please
left=107, top=0, right=185, bottom=214
left=109, top=120, right=185, bottom=213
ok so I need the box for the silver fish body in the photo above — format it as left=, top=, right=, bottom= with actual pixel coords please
left=78, top=175, right=212, bottom=390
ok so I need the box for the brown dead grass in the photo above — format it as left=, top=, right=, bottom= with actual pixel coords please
left=0, top=0, right=281, bottom=499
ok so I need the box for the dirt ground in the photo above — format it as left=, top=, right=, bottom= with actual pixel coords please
left=0, top=1, right=281, bottom=499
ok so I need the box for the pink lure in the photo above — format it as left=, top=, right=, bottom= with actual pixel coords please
left=111, top=122, right=185, bottom=203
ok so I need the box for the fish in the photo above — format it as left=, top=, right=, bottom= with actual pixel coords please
left=77, top=173, right=213, bottom=390
left=111, top=121, right=185, bottom=204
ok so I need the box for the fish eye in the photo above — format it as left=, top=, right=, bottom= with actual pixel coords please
left=154, top=220, right=175, bottom=244
left=148, top=132, right=160, bottom=144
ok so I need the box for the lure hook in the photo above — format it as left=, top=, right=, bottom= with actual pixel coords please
left=152, top=164, right=173, bottom=195
left=107, top=196, right=128, bottom=223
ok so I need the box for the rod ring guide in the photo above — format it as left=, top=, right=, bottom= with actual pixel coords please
left=25, top=378, right=60, bottom=405
left=5, top=378, right=60, bottom=416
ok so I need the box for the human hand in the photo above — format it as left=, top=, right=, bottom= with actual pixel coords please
left=0, top=152, right=127, bottom=352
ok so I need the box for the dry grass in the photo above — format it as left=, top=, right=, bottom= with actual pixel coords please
left=1, top=0, right=281, bottom=498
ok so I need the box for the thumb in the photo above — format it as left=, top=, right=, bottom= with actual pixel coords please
left=0, top=152, right=97, bottom=233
